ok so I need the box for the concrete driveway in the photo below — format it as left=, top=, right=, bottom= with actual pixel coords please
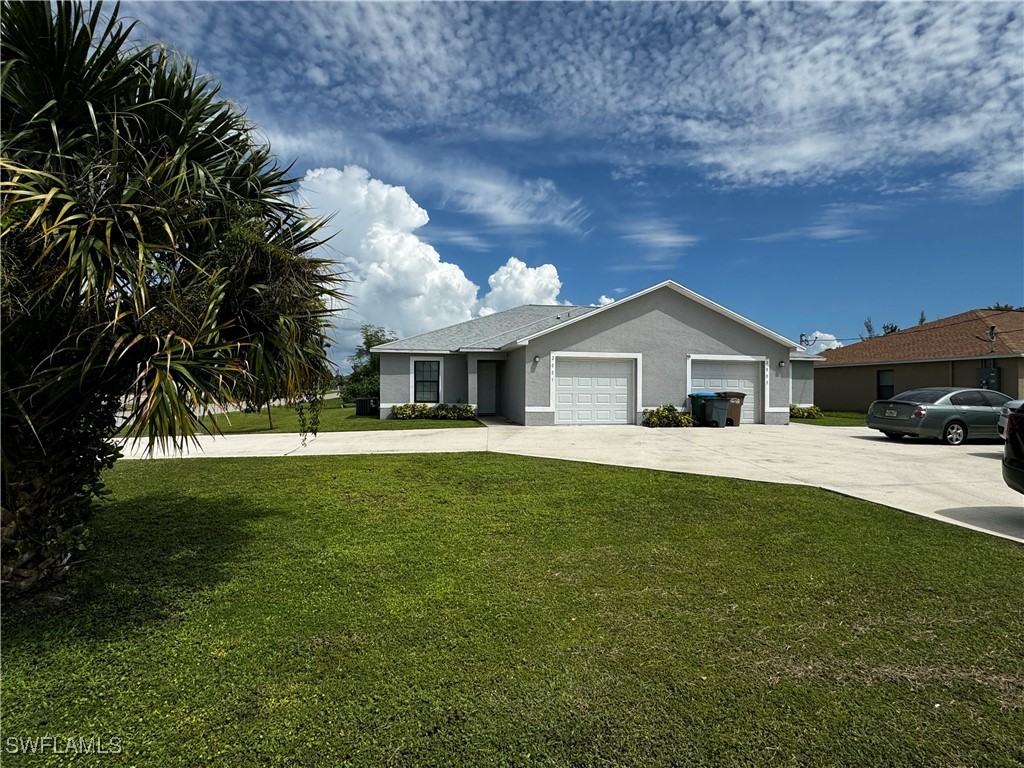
left=121, top=423, right=1023, bottom=544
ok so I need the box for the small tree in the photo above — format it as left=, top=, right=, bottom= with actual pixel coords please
left=342, top=325, right=397, bottom=403
left=882, top=323, right=900, bottom=335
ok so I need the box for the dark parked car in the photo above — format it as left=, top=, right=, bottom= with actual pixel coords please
left=997, top=399, right=1024, bottom=439
left=1003, top=406, right=1024, bottom=494
left=866, top=387, right=1013, bottom=445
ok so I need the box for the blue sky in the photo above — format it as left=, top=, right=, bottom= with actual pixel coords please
left=123, top=1, right=1024, bottom=364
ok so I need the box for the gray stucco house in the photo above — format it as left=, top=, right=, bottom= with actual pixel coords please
left=372, top=280, right=815, bottom=425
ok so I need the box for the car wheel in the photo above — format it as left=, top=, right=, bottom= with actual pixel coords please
left=942, top=421, right=967, bottom=446
left=882, top=431, right=905, bottom=440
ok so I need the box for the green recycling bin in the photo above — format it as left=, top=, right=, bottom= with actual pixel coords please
left=688, top=392, right=716, bottom=426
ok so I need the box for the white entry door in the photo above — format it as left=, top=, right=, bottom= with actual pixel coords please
left=690, top=360, right=761, bottom=424
left=555, top=358, right=633, bottom=424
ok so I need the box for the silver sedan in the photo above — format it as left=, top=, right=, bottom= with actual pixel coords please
left=867, top=387, right=1013, bottom=445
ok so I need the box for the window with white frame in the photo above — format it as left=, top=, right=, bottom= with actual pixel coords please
left=413, top=360, right=441, bottom=403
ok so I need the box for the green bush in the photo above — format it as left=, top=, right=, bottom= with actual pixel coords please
left=390, top=403, right=476, bottom=420
left=790, top=404, right=824, bottom=419
left=642, top=404, right=696, bottom=428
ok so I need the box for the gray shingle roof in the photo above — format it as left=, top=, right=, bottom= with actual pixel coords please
left=373, top=305, right=598, bottom=353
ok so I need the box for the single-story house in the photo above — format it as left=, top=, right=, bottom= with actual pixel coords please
left=372, top=280, right=815, bottom=425
left=815, top=308, right=1024, bottom=411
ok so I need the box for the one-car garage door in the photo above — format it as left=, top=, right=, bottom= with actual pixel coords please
left=555, top=358, right=633, bottom=424
left=690, top=360, right=761, bottom=424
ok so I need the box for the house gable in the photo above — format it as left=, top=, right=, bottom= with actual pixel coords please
left=515, top=281, right=798, bottom=349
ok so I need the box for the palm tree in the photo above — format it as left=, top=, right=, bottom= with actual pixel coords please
left=1, top=1, right=346, bottom=595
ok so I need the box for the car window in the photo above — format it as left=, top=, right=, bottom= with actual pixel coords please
left=951, top=391, right=988, bottom=407
left=981, top=391, right=1011, bottom=407
left=893, top=389, right=947, bottom=403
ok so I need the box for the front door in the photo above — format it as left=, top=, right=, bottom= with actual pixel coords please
left=478, top=362, right=497, bottom=415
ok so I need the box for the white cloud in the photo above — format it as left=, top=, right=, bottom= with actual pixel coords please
left=264, top=125, right=589, bottom=234
left=596, top=295, right=615, bottom=307
left=296, top=167, right=568, bottom=363
left=477, top=257, right=562, bottom=315
left=617, top=217, right=700, bottom=271
left=133, top=2, right=1023, bottom=197
left=746, top=203, right=887, bottom=243
left=803, top=332, right=844, bottom=356
left=298, top=166, right=478, bottom=349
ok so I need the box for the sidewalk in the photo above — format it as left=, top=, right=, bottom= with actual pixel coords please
left=119, top=422, right=1023, bottom=544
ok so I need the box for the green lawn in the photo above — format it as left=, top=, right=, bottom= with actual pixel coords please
left=4, top=454, right=1022, bottom=767
left=792, top=410, right=867, bottom=427
left=164, top=401, right=482, bottom=435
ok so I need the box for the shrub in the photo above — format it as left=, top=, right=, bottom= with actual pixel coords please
left=790, top=404, right=824, bottom=419
left=642, top=404, right=696, bottom=428
left=390, top=403, right=476, bottom=420
left=432, top=403, right=477, bottom=420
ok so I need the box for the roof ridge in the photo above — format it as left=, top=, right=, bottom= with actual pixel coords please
left=467, top=305, right=596, bottom=348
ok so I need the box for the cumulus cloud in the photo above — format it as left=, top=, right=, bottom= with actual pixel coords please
left=298, top=166, right=478, bottom=353
left=477, top=258, right=562, bottom=316
left=802, top=332, right=844, bottom=356
left=596, top=295, right=615, bottom=307
left=296, top=167, right=568, bottom=363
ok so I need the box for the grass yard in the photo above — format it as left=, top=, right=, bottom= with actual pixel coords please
left=792, top=410, right=867, bottom=427
left=4, top=454, right=1022, bottom=767
left=173, top=402, right=482, bottom=435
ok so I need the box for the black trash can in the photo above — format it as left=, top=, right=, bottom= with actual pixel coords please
left=716, top=391, right=747, bottom=427
left=354, top=397, right=380, bottom=417
left=704, top=396, right=729, bottom=428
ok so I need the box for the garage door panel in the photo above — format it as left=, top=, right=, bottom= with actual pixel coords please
left=555, top=357, right=634, bottom=425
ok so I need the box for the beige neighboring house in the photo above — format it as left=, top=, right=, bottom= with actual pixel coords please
left=815, top=309, right=1024, bottom=411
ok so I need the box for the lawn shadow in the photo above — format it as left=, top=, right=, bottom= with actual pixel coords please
left=934, top=505, right=1024, bottom=541
left=3, top=491, right=283, bottom=642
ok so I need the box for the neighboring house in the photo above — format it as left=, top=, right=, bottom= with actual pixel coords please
left=372, top=280, right=812, bottom=426
left=815, top=309, right=1024, bottom=411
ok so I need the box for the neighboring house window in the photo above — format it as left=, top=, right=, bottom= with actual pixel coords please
left=877, top=370, right=894, bottom=400
left=414, top=360, right=440, bottom=403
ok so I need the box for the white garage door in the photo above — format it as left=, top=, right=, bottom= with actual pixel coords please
left=555, top=358, right=633, bottom=424
left=690, top=360, right=761, bottom=424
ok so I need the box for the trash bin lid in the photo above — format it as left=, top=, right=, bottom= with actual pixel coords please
left=716, top=391, right=747, bottom=398
left=692, top=392, right=718, bottom=397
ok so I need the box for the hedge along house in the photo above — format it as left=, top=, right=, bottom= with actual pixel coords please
left=372, top=281, right=811, bottom=426
left=815, top=309, right=1024, bottom=412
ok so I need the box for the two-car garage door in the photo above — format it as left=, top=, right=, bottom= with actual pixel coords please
left=555, top=358, right=633, bottom=424
left=552, top=357, right=762, bottom=425
left=689, top=360, right=761, bottom=424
